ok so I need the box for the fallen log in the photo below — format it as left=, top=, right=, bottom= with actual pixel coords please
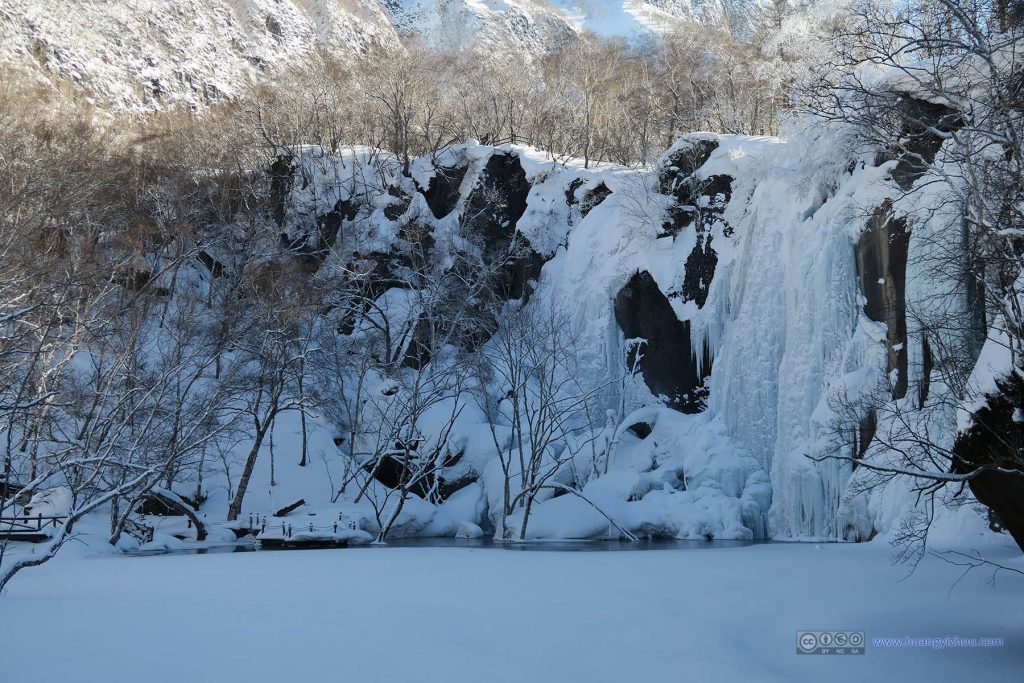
left=274, top=499, right=306, bottom=517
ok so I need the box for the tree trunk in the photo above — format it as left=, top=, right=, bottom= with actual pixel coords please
left=298, top=369, right=308, bottom=467
left=269, top=420, right=276, bottom=487
left=227, top=423, right=270, bottom=521
left=153, top=490, right=207, bottom=541
left=377, top=491, right=408, bottom=543
left=519, top=493, right=535, bottom=541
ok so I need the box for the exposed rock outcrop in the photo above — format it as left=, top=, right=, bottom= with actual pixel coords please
left=419, top=165, right=468, bottom=219
left=856, top=202, right=910, bottom=399
left=954, top=373, right=1024, bottom=551
left=463, top=152, right=544, bottom=301
left=579, top=182, right=611, bottom=218
left=656, top=137, right=732, bottom=309
left=269, top=154, right=296, bottom=227
left=463, top=152, right=530, bottom=241
left=658, top=136, right=719, bottom=196
left=877, top=97, right=964, bottom=190
left=681, top=232, right=718, bottom=309
left=614, top=270, right=711, bottom=412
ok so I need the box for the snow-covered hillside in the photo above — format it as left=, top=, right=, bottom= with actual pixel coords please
left=547, top=0, right=759, bottom=37
left=380, top=0, right=577, bottom=52
left=0, top=0, right=402, bottom=110
left=0, top=0, right=761, bottom=112
left=381, top=0, right=755, bottom=47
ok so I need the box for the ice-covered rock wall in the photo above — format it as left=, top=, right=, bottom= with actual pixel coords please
left=277, top=120, right=977, bottom=541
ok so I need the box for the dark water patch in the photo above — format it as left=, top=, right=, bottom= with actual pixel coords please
left=125, top=536, right=771, bottom=557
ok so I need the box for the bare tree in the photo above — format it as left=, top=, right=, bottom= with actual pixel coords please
left=474, top=302, right=627, bottom=540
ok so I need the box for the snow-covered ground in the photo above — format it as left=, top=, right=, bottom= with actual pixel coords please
left=1, top=538, right=1021, bottom=682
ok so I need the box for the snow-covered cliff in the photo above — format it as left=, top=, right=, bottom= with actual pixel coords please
left=260, top=104, right=983, bottom=542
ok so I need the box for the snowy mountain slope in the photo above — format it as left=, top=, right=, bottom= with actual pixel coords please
left=0, top=0, right=401, bottom=110
left=379, top=0, right=748, bottom=49
left=380, top=0, right=577, bottom=52
left=0, top=0, right=760, bottom=112
left=547, top=0, right=759, bottom=37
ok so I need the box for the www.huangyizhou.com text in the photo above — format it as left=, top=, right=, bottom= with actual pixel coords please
left=872, top=636, right=1005, bottom=649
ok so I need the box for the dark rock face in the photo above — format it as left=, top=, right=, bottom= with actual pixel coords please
left=403, top=152, right=547, bottom=366
left=875, top=97, right=963, bottom=190
left=658, top=137, right=719, bottom=197
left=373, top=152, right=547, bottom=368
left=436, top=473, right=478, bottom=500
left=383, top=185, right=412, bottom=221
left=463, top=152, right=544, bottom=301
left=364, top=455, right=433, bottom=498
left=420, top=165, right=468, bottom=219
left=919, top=335, right=934, bottom=407
left=363, top=450, right=477, bottom=502
left=197, top=250, right=226, bottom=277
left=279, top=200, right=347, bottom=267
left=402, top=317, right=435, bottom=370
left=856, top=202, right=910, bottom=399
left=852, top=409, right=877, bottom=466
left=697, top=174, right=733, bottom=203
left=614, top=270, right=712, bottom=412
left=498, top=235, right=545, bottom=300
left=580, top=182, right=612, bottom=218
left=464, top=152, right=530, bottom=241
left=136, top=492, right=200, bottom=516
left=682, top=233, right=718, bottom=309
left=656, top=139, right=731, bottom=311
left=662, top=204, right=696, bottom=234
left=564, top=178, right=611, bottom=224
left=565, top=178, right=585, bottom=211
left=664, top=174, right=733, bottom=308
left=275, top=152, right=360, bottom=267
left=269, top=153, right=295, bottom=227
left=953, top=373, right=1024, bottom=551
left=661, top=174, right=734, bottom=237
left=626, top=421, right=653, bottom=439
left=333, top=252, right=411, bottom=336
left=317, top=197, right=359, bottom=246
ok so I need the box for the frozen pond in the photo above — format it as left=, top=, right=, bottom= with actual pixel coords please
left=5, top=538, right=1021, bottom=683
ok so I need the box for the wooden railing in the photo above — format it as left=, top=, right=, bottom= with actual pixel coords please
left=0, top=514, right=66, bottom=535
